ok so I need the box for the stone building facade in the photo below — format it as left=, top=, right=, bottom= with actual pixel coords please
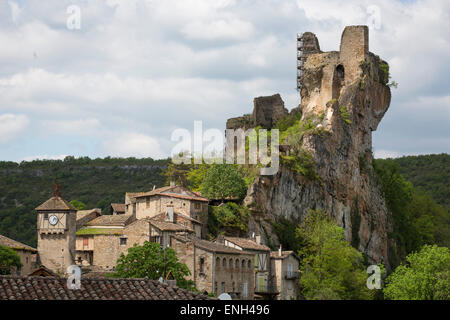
left=36, top=184, right=77, bottom=274
left=171, top=236, right=255, bottom=299
left=220, top=236, right=274, bottom=298
left=270, top=249, right=300, bottom=300
left=0, top=234, right=37, bottom=276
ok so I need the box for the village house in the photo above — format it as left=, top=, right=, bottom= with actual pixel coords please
left=124, top=185, right=209, bottom=236
left=110, top=203, right=125, bottom=215
left=270, top=248, right=301, bottom=300
left=0, top=234, right=37, bottom=276
left=171, top=235, right=255, bottom=299
left=75, top=214, right=134, bottom=269
left=219, top=236, right=276, bottom=299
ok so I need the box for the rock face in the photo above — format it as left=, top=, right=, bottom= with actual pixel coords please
left=229, top=26, right=395, bottom=269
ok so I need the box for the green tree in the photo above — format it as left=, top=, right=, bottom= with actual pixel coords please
left=186, top=163, right=210, bottom=191
left=201, top=164, right=247, bottom=202
left=0, top=245, right=22, bottom=275
left=113, top=241, right=193, bottom=290
left=70, top=200, right=86, bottom=210
left=384, top=245, right=449, bottom=300
left=296, top=209, right=372, bottom=300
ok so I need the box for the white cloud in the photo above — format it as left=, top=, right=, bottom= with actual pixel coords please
left=101, top=132, right=165, bottom=159
left=182, top=18, right=255, bottom=41
left=0, top=114, right=29, bottom=144
left=0, top=0, right=449, bottom=160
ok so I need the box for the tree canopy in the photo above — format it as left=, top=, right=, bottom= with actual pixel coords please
left=112, top=241, right=193, bottom=290
left=296, top=209, right=373, bottom=300
left=0, top=245, right=22, bottom=275
left=201, top=164, right=247, bottom=201
left=384, top=245, right=450, bottom=300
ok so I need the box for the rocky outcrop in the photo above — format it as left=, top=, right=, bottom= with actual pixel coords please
left=226, top=94, right=288, bottom=130
left=229, top=26, right=395, bottom=269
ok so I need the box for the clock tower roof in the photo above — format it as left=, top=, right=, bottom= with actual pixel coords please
left=35, top=196, right=77, bottom=211
left=35, top=179, right=77, bottom=211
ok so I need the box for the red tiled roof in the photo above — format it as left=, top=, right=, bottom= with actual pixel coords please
left=270, top=250, right=300, bottom=261
left=224, top=237, right=270, bottom=252
left=111, top=203, right=126, bottom=213
left=133, top=186, right=209, bottom=202
left=0, top=234, right=37, bottom=253
left=85, top=214, right=133, bottom=227
left=0, top=276, right=212, bottom=300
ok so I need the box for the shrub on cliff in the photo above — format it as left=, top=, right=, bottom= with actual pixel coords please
left=201, top=164, right=247, bottom=202
left=296, top=209, right=373, bottom=300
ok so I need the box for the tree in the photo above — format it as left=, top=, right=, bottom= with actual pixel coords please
left=113, top=241, right=193, bottom=290
left=201, top=164, right=247, bottom=202
left=384, top=245, right=450, bottom=300
left=0, top=245, right=22, bottom=275
left=70, top=200, right=86, bottom=210
left=296, top=209, right=373, bottom=300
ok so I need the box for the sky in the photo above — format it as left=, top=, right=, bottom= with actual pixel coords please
left=0, top=0, right=449, bottom=162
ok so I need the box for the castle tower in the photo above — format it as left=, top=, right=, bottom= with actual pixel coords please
left=36, top=180, right=77, bottom=273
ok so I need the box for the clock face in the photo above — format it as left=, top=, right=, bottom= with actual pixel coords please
left=49, top=215, right=59, bottom=226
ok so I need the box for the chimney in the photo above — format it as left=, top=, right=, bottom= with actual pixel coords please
left=152, top=185, right=156, bottom=190
left=170, top=180, right=175, bottom=187
left=255, top=234, right=261, bottom=244
left=165, top=206, right=174, bottom=223
left=279, top=245, right=282, bottom=257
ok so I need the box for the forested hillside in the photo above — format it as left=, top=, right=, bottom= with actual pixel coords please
left=0, top=156, right=169, bottom=247
left=377, top=153, right=449, bottom=212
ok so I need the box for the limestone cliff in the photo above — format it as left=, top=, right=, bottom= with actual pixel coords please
left=229, top=26, right=395, bottom=269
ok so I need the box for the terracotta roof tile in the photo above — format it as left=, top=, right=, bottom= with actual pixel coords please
left=133, top=186, right=209, bottom=202
left=146, top=219, right=194, bottom=233
left=0, top=276, right=212, bottom=300
left=270, top=250, right=300, bottom=260
left=111, top=203, right=126, bottom=213
left=0, top=234, right=37, bottom=253
left=224, top=237, right=270, bottom=251
left=85, top=214, right=133, bottom=227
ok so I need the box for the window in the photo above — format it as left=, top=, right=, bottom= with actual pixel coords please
left=83, top=237, right=89, bottom=246
left=242, top=260, right=246, bottom=268
left=146, top=197, right=150, bottom=208
left=200, top=257, right=205, bottom=273
left=222, top=258, right=226, bottom=267
left=43, top=213, right=48, bottom=220
left=288, top=281, right=292, bottom=290
left=150, top=236, right=161, bottom=244
left=214, top=282, right=218, bottom=294
left=194, top=202, right=201, bottom=210
left=248, top=260, right=251, bottom=269
left=229, top=258, right=233, bottom=268
left=26, top=257, right=29, bottom=264
left=120, top=237, right=127, bottom=246
left=287, top=263, right=293, bottom=277
left=235, top=259, right=239, bottom=269
left=221, top=282, right=225, bottom=294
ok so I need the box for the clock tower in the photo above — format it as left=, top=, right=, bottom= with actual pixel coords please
left=36, top=180, right=77, bottom=274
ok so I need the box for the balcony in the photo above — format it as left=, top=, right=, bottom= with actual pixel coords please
left=284, top=271, right=299, bottom=280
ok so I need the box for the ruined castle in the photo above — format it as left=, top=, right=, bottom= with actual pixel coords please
left=227, top=25, right=394, bottom=269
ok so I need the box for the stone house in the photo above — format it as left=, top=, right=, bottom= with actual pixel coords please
left=110, top=203, right=125, bottom=215
left=270, top=249, right=300, bottom=300
left=75, top=214, right=134, bottom=269
left=171, top=236, right=255, bottom=299
left=220, top=236, right=275, bottom=299
left=76, top=208, right=102, bottom=230
left=125, top=185, right=209, bottom=236
left=0, top=234, right=37, bottom=276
